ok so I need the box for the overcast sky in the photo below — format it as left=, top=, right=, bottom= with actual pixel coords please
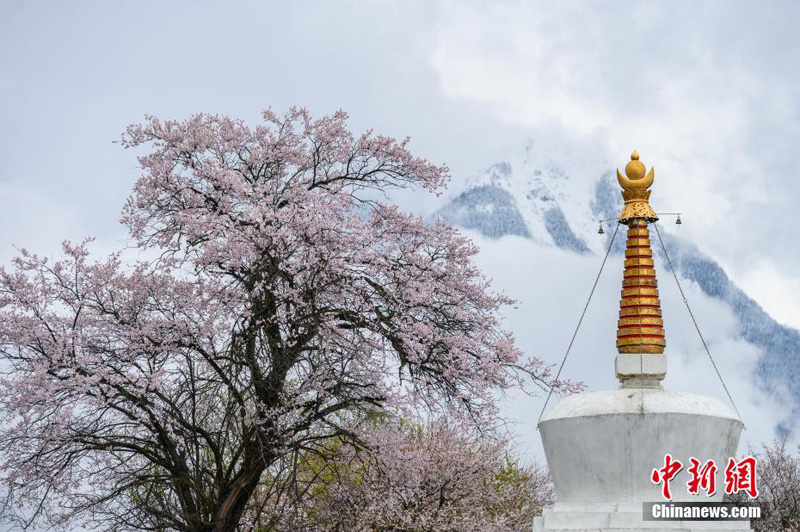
left=2, top=1, right=799, bottom=325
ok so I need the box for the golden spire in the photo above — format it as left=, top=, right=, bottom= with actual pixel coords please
left=616, top=151, right=665, bottom=355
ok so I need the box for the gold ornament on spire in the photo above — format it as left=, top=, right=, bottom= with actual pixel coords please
left=616, top=150, right=658, bottom=224
left=615, top=151, right=666, bottom=355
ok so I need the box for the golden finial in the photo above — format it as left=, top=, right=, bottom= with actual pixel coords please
left=615, top=150, right=665, bottom=355
left=616, top=150, right=658, bottom=223
left=625, top=150, right=646, bottom=180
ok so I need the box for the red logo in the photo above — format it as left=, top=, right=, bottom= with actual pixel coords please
left=724, top=457, right=759, bottom=498
left=651, top=454, right=683, bottom=500
left=652, top=455, right=758, bottom=500
left=687, top=457, right=718, bottom=496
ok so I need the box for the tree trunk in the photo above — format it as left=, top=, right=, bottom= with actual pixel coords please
left=212, top=458, right=266, bottom=532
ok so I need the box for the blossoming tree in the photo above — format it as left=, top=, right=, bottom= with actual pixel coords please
left=269, top=418, right=554, bottom=531
left=0, top=108, right=573, bottom=531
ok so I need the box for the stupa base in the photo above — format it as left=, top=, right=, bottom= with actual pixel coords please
left=533, top=502, right=750, bottom=531
left=538, top=389, right=743, bottom=503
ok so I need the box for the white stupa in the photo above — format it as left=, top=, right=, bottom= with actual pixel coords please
left=534, top=152, right=750, bottom=531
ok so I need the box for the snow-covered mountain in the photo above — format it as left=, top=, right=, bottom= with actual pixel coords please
left=435, top=143, right=800, bottom=433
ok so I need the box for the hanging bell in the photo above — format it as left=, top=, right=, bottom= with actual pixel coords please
left=675, top=214, right=682, bottom=225
left=597, top=222, right=605, bottom=235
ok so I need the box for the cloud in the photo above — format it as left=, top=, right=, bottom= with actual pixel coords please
left=0, top=183, right=82, bottom=264
left=737, top=259, right=800, bottom=330
left=463, top=232, right=792, bottom=462
left=430, top=0, right=800, bottom=329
